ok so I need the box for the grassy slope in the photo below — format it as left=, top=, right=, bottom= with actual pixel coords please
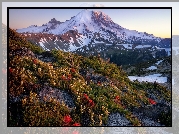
left=8, top=28, right=171, bottom=126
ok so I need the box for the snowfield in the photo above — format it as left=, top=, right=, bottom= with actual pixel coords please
left=135, top=45, right=151, bottom=49
left=155, top=60, right=163, bottom=65
left=128, top=74, right=167, bottom=83
left=16, top=9, right=162, bottom=51
left=147, top=66, right=157, bottom=70
left=116, top=44, right=133, bottom=49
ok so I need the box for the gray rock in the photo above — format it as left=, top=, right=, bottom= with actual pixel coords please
left=107, top=112, right=131, bottom=126
left=39, top=85, right=75, bottom=110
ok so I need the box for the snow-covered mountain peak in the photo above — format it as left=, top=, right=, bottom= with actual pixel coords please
left=92, top=10, right=112, bottom=22
left=16, top=9, right=168, bottom=53
left=74, top=9, right=92, bottom=23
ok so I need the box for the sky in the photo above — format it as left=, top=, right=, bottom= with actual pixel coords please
left=8, top=8, right=171, bottom=38
left=3, top=2, right=179, bottom=38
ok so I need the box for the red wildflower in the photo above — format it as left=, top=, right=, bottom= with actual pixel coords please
left=123, top=105, right=126, bottom=109
left=63, top=115, right=72, bottom=124
left=72, top=123, right=81, bottom=126
left=33, top=59, right=37, bottom=64
left=71, top=68, right=76, bottom=73
left=115, top=96, right=120, bottom=100
left=114, top=95, right=121, bottom=104
left=86, top=76, right=90, bottom=80
left=149, top=98, right=156, bottom=105
left=97, top=81, right=101, bottom=85
left=83, top=93, right=89, bottom=100
left=89, top=99, right=93, bottom=103
left=88, top=99, right=95, bottom=107
left=67, top=74, right=72, bottom=80
left=9, top=68, right=13, bottom=73
left=61, top=75, right=66, bottom=80
left=33, top=84, right=39, bottom=89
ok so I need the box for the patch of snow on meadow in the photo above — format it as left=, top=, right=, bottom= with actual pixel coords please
left=156, top=60, right=163, bottom=65
left=117, top=44, right=133, bottom=49
left=135, top=45, right=151, bottom=49
left=128, top=74, right=167, bottom=83
left=147, top=66, right=157, bottom=70
left=164, top=48, right=171, bottom=56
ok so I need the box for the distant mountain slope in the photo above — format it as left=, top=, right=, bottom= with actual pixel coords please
left=16, top=9, right=164, bottom=52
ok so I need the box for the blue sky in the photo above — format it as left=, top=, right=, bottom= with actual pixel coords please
left=3, top=2, right=179, bottom=38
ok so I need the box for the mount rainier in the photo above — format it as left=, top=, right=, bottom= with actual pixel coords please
left=16, top=9, right=169, bottom=52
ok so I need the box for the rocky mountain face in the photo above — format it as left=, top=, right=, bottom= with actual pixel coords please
left=16, top=9, right=169, bottom=53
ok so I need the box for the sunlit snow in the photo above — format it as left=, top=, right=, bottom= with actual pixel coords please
left=117, top=44, right=133, bottom=49
left=39, top=42, right=50, bottom=51
left=147, top=66, right=157, bottom=70
left=128, top=74, right=167, bottom=83
left=163, top=48, right=171, bottom=56
left=17, top=9, right=161, bottom=44
left=135, top=45, right=151, bottom=49
left=155, top=60, right=163, bottom=65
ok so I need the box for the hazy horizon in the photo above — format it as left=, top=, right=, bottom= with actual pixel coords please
left=9, top=9, right=171, bottom=38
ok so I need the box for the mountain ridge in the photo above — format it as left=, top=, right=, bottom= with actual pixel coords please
left=16, top=9, right=164, bottom=52
left=16, top=9, right=161, bottom=39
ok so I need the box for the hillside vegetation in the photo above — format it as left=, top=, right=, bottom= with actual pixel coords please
left=8, top=28, right=171, bottom=126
